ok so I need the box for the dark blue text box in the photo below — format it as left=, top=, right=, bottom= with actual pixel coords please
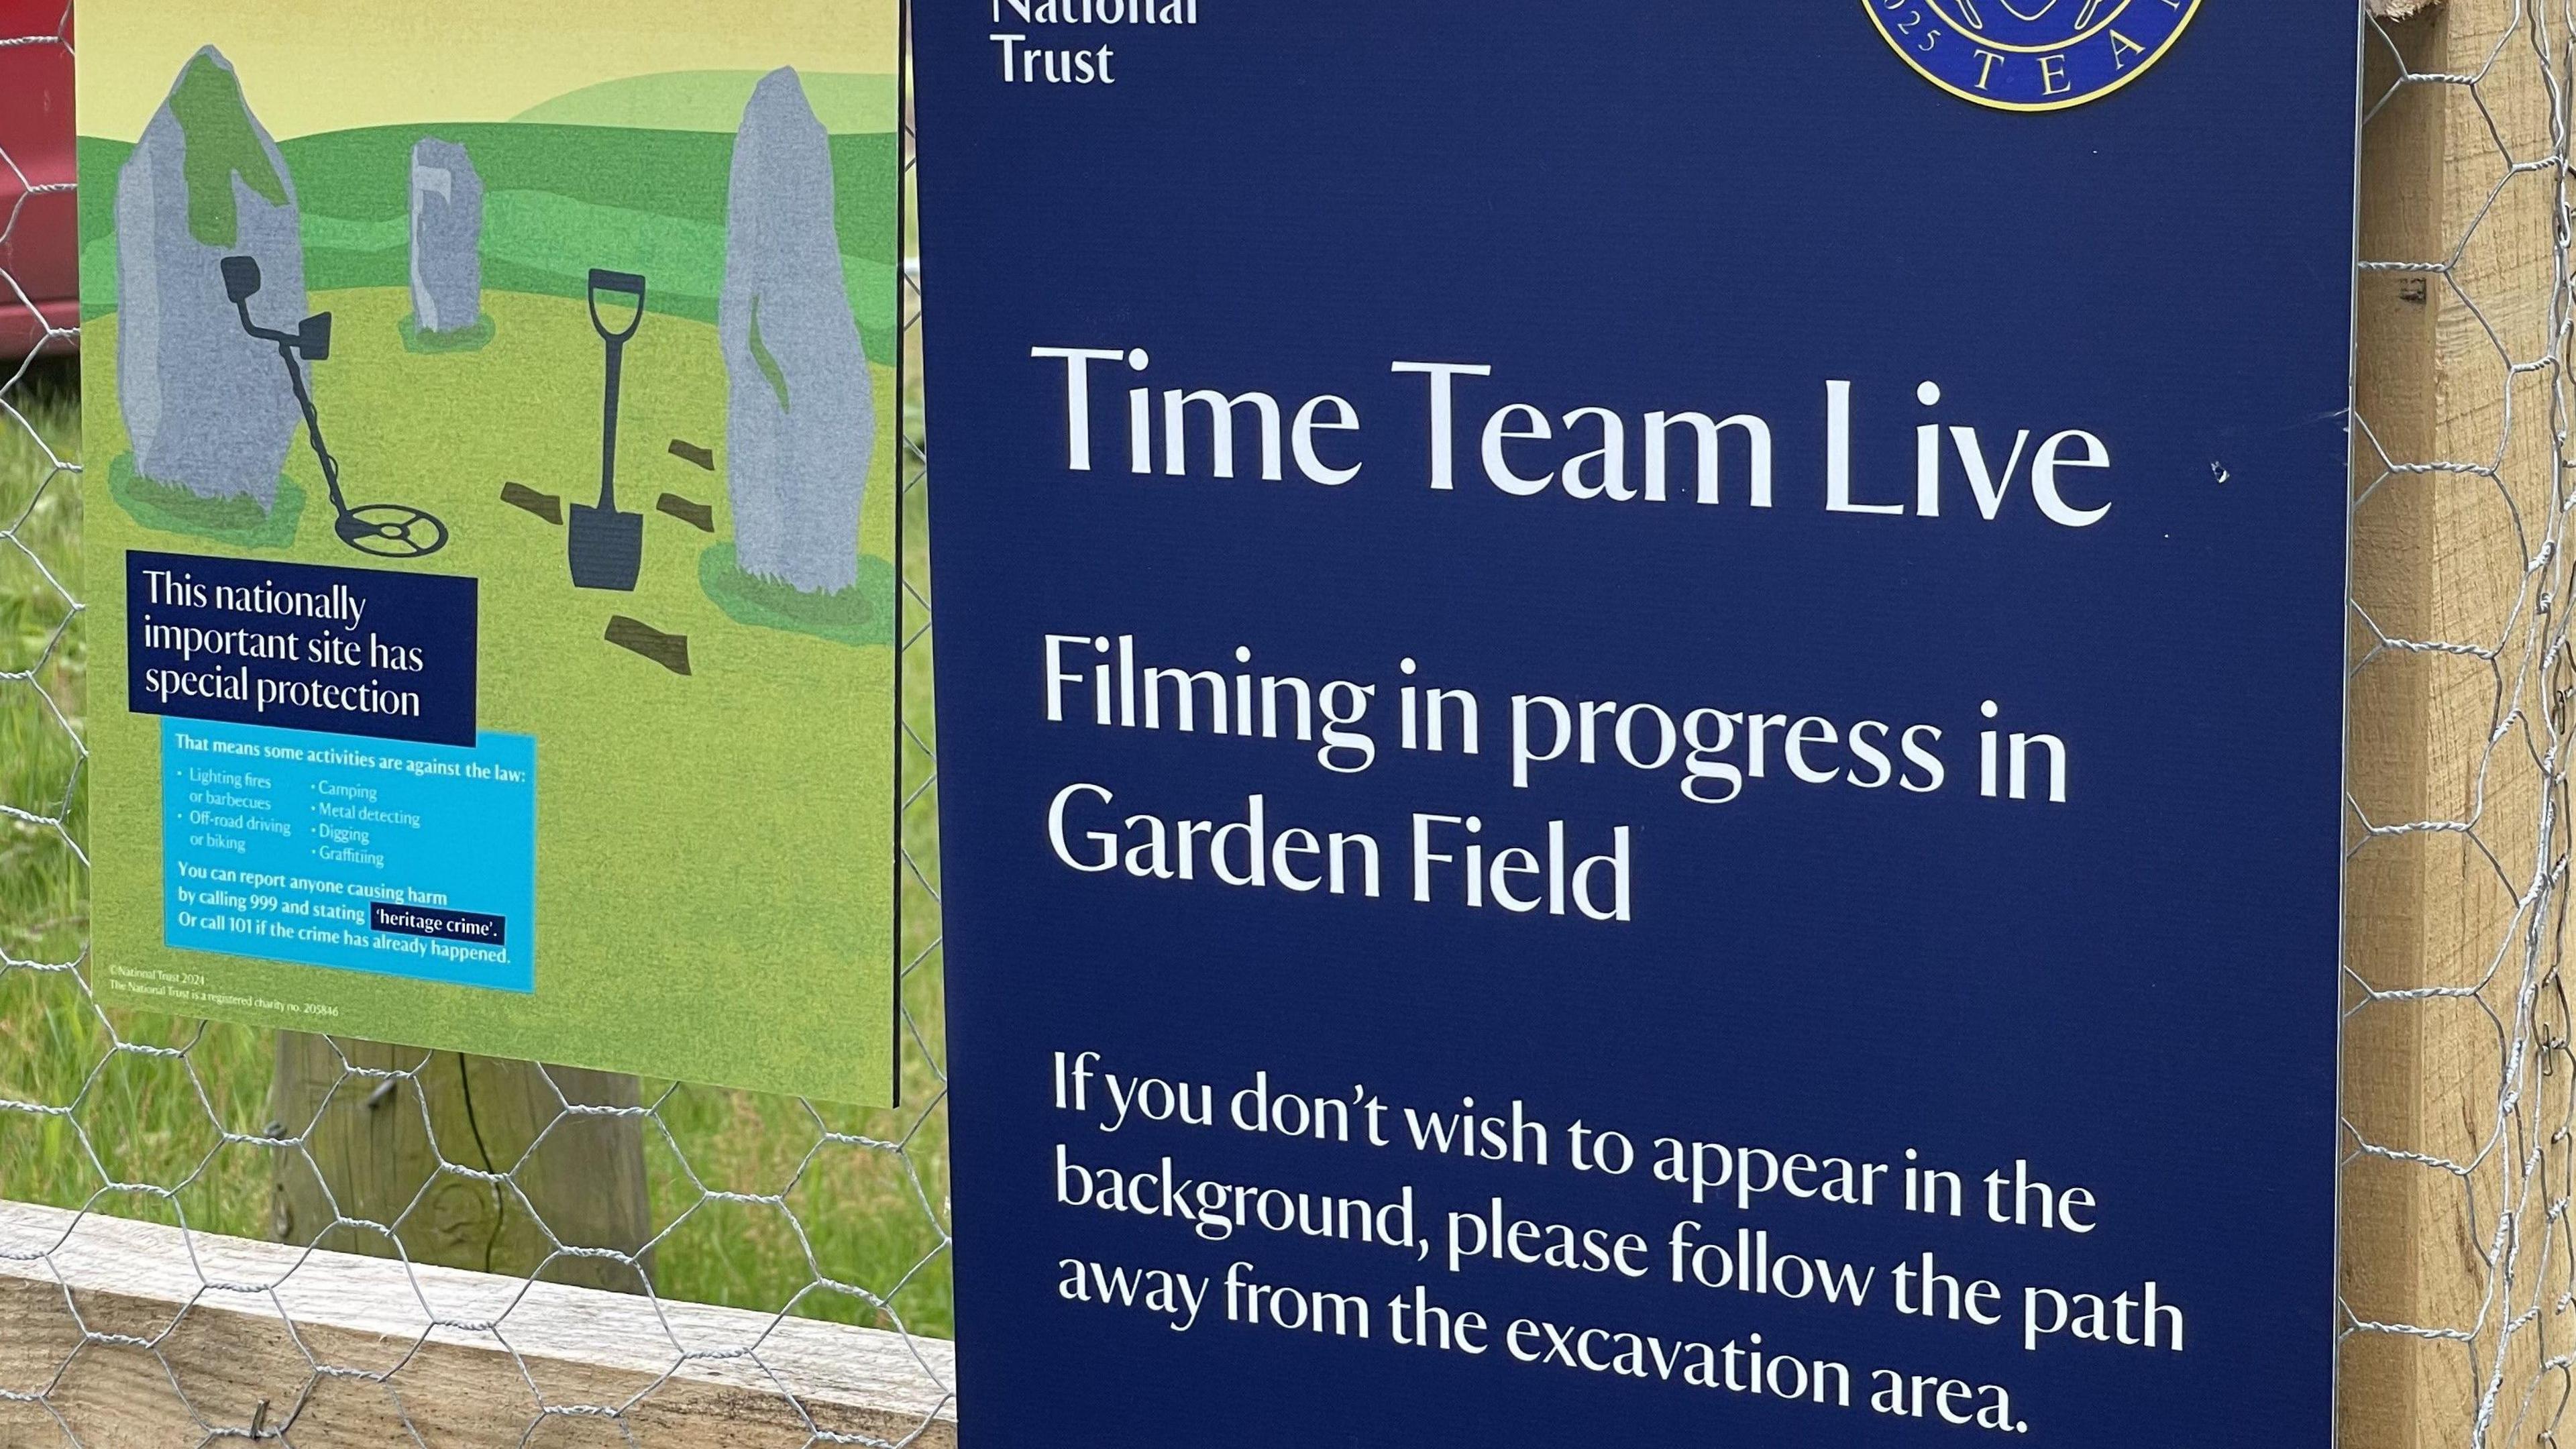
left=127, top=550, right=477, bottom=747
left=370, top=901, right=508, bottom=947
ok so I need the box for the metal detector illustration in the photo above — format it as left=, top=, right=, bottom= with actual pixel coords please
left=221, top=256, right=449, bottom=559
left=570, top=269, right=647, bottom=592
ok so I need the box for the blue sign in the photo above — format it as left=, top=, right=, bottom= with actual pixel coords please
left=919, top=7, right=2354, bottom=1445
left=161, top=717, right=536, bottom=993
left=126, top=549, right=479, bottom=747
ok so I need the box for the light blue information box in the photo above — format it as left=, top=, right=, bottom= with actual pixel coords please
left=161, top=717, right=537, bottom=993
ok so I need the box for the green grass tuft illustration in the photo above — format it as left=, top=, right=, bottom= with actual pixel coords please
left=107, top=452, right=305, bottom=549
left=698, top=543, right=892, bottom=649
left=400, top=312, right=498, bottom=354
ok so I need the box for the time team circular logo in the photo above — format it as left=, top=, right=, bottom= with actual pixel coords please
left=1864, top=0, right=2202, bottom=112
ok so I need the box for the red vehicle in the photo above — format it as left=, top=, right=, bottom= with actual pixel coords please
left=0, top=0, right=75, bottom=358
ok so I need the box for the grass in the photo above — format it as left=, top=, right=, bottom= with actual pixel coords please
left=0, top=362, right=280, bottom=1238
left=0, top=356, right=954, bottom=1338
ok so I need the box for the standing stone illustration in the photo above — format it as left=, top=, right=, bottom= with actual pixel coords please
left=115, top=47, right=305, bottom=507
left=409, top=138, right=484, bottom=335
left=720, top=68, right=873, bottom=596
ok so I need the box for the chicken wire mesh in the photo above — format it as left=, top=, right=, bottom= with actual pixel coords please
left=2341, top=1, right=2576, bottom=1445
left=0, top=7, right=956, bottom=1446
left=9, top=1, right=2574, bottom=1446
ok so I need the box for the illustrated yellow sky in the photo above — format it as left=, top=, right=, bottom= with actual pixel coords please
left=78, top=0, right=900, bottom=140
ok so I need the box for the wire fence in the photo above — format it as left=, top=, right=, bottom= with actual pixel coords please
left=9, top=2, right=2573, bottom=1447
left=0, top=6, right=955, bottom=1445
left=2343, top=1, right=2576, bottom=1444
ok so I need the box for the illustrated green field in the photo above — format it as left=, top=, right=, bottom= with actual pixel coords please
left=0, top=368, right=957, bottom=1336
left=79, top=119, right=902, bottom=358
left=85, top=284, right=900, bottom=1104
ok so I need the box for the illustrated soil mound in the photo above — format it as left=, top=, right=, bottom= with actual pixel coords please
left=604, top=615, right=690, bottom=676
left=501, top=480, right=561, bottom=524
left=657, top=493, right=714, bottom=531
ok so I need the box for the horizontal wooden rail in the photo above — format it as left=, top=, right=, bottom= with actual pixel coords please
left=0, top=1200, right=955, bottom=1447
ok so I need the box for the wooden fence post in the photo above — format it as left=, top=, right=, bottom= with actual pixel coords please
left=268, top=1036, right=655, bottom=1294
left=2345, top=0, right=2569, bottom=1442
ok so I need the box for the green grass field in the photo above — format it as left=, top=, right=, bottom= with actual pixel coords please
left=0, top=360, right=954, bottom=1337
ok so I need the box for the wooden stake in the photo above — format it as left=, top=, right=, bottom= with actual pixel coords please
left=268, top=1037, right=655, bottom=1295
left=2345, top=0, right=2566, bottom=1440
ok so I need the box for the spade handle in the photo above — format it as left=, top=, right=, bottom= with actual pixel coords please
left=600, top=337, right=627, bottom=513
left=588, top=270, right=647, bottom=513
left=587, top=269, right=647, bottom=343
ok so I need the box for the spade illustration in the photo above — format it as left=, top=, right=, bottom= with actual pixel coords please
left=570, top=269, right=648, bottom=591
left=223, top=255, right=449, bottom=558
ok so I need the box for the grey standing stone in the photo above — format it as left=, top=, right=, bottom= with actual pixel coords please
left=719, top=67, right=873, bottom=596
left=409, top=138, right=484, bottom=335
left=115, top=46, right=305, bottom=508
